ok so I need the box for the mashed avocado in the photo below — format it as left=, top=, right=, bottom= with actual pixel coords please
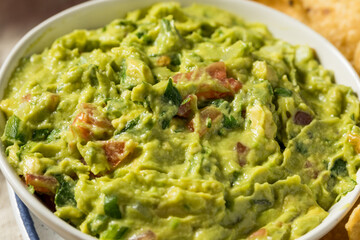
left=2, top=2, right=360, bottom=240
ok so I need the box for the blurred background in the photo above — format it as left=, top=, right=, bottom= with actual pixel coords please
left=0, top=0, right=87, bottom=64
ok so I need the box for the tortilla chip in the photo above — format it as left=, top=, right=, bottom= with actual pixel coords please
left=253, top=0, right=360, bottom=73
left=253, top=0, right=308, bottom=22
left=354, top=43, right=360, bottom=74
left=346, top=202, right=360, bottom=240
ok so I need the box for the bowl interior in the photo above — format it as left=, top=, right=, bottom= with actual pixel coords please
left=0, top=0, right=359, bottom=239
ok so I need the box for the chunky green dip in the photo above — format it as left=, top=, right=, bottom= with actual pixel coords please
left=2, top=2, right=360, bottom=239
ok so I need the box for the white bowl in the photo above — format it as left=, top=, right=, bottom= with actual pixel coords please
left=0, top=0, right=359, bottom=239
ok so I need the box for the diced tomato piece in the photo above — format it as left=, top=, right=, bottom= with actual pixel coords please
left=48, top=94, right=60, bottom=112
left=103, top=141, right=137, bottom=168
left=22, top=94, right=31, bottom=102
left=235, top=142, right=249, bottom=167
left=103, top=141, right=125, bottom=168
left=188, top=106, right=223, bottom=137
left=71, top=103, right=114, bottom=141
left=177, top=94, right=197, bottom=118
left=25, top=174, right=59, bottom=195
left=205, top=61, right=227, bottom=81
left=249, top=228, right=267, bottom=238
left=204, top=62, right=242, bottom=95
left=173, top=62, right=242, bottom=101
left=129, top=230, right=157, bottom=240
left=226, top=77, right=242, bottom=93
left=187, top=121, right=195, bottom=132
left=348, top=133, right=360, bottom=154
left=172, top=71, right=194, bottom=83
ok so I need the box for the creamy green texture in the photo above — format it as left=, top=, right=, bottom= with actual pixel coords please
left=2, top=2, right=360, bottom=240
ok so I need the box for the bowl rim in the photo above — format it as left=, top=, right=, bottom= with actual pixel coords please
left=0, top=0, right=359, bottom=239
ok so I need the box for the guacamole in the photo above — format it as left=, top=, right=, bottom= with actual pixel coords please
left=2, top=2, right=360, bottom=239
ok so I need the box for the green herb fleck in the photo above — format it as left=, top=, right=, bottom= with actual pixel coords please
left=331, top=158, right=348, bottom=177
left=88, top=65, right=99, bottom=87
left=120, top=116, right=140, bottom=133
left=104, top=195, right=122, bottom=219
left=274, top=87, right=292, bottom=97
left=136, top=31, right=152, bottom=44
left=351, top=113, right=355, bottom=121
left=3, top=115, right=25, bottom=144
left=164, top=78, right=182, bottom=107
left=119, top=60, right=127, bottom=84
left=32, top=128, right=51, bottom=141
left=169, top=52, right=181, bottom=66
left=161, top=118, right=171, bottom=129
left=136, top=31, right=145, bottom=38
left=46, top=129, right=61, bottom=142
left=223, top=115, right=238, bottom=129
left=88, top=215, right=109, bottom=235
left=100, top=225, right=129, bottom=240
left=230, top=171, right=240, bottom=187
left=55, top=175, right=76, bottom=207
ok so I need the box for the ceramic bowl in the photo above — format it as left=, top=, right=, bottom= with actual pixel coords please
left=0, top=0, right=359, bottom=239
